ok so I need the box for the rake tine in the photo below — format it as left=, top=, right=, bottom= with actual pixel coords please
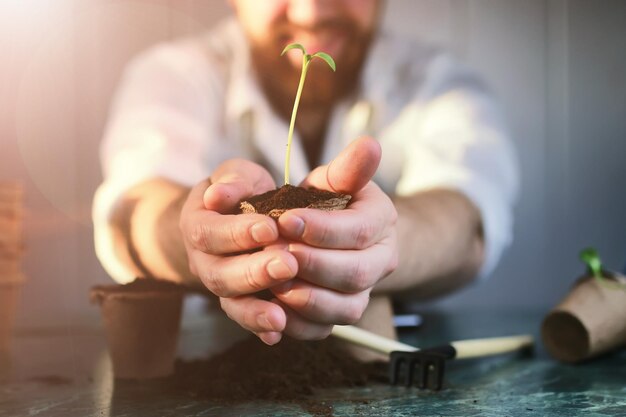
left=389, top=352, right=403, bottom=385
left=422, top=346, right=455, bottom=390
left=418, top=357, right=429, bottom=389
left=432, top=358, right=446, bottom=391
left=405, top=358, right=415, bottom=387
left=421, top=354, right=447, bottom=391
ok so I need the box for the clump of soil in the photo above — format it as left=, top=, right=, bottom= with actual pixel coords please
left=172, top=336, right=387, bottom=402
left=240, top=184, right=351, bottom=218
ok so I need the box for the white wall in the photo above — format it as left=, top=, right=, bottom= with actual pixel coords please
left=1, top=0, right=624, bottom=326
left=418, top=0, right=626, bottom=311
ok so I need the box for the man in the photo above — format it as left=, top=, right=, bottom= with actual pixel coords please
left=94, top=0, right=518, bottom=346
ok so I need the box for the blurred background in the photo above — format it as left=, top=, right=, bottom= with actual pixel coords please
left=0, top=0, right=625, bottom=328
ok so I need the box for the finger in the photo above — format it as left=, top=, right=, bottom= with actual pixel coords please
left=180, top=172, right=279, bottom=254
left=182, top=210, right=278, bottom=254
left=220, top=295, right=286, bottom=336
left=287, top=238, right=397, bottom=293
left=192, top=248, right=298, bottom=297
left=256, top=331, right=283, bottom=346
left=205, top=159, right=275, bottom=212
left=263, top=236, right=291, bottom=251
left=278, top=182, right=397, bottom=249
left=182, top=179, right=212, bottom=215
left=272, top=298, right=333, bottom=341
left=271, top=279, right=371, bottom=325
left=301, top=137, right=381, bottom=194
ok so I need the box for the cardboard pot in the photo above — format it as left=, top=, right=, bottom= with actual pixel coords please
left=541, top=273, right=626, bottom=363
left=91, top=281, right=185, bottom=379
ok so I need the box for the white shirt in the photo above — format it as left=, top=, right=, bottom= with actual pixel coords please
left=93, top=18, right=519, bottom=284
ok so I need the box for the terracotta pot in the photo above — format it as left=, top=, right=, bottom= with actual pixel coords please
left=91, top=282, right=185, bottom=379
left=541, top=273, right=626, bottom=363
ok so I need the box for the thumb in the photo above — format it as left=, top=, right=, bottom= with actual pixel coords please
left=204, top=159, right=275, bottom=212
left=301, top=137, right=381, bottom=194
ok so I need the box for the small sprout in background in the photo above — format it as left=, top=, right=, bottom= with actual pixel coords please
left=281, top=43, right=336, bottom=185
left=579, top=247, right=626, bottom=291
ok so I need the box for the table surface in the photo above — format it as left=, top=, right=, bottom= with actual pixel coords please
left=1, top=309, right=624, bottom=417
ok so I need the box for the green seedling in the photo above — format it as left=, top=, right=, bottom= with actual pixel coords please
left=281, top=43, right=336, bottom=185
left=579, top=247, right=626, bottom=290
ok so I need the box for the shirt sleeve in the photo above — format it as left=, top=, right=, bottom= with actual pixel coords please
left=389, top=54, right=519, bottom=280
left=93, top=41, right=224, bottom=283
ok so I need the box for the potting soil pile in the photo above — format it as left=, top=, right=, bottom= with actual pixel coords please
left=172, top=336, right=387, bottom=402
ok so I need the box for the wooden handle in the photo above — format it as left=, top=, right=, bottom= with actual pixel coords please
left=451, top=335, right=534, bottom=359
left=331, top=325, right=418, bottom=354
left=331, top=325, right=534, bottom=359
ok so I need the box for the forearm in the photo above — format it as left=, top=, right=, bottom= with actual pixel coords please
left=374, top=189, right=484, bottom=300
left=108, top=178, right=198, bottom=286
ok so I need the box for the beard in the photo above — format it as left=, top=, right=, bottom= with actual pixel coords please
left=248, top=16, right=377, bottom=119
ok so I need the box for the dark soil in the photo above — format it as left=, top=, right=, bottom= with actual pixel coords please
left=172, top=336, right=387, bottom=403
left=240, top=184, right=351, bottom=218
left=90, top=279, right=185, bottom=303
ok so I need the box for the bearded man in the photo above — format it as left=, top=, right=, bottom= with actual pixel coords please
left=93, top=0, right=518, bottom=347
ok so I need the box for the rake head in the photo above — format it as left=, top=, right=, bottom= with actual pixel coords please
left=389, top=345, right=456, bottom=391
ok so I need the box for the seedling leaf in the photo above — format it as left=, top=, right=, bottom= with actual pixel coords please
left=281, top=43, right=306, bottom=56
left=579, top=247, right=602, bottom=277
left=579, top=247, right=626, bottom=291
left=312, top=52, right=336, bottom=71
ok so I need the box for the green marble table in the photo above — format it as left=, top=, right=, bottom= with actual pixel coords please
left=1, top=309, right=624, bottom=417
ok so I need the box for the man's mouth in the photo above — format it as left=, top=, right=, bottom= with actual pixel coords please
left=297, top=32, right=345, bottom=55
left=281, top=26, right=350, bottom=58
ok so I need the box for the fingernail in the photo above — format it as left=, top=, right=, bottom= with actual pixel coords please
left=257, top=314, right=273, bottom=330
left=282, top=215, right=305, bottom=238
left=258, top=331, right=282, bottom=346
left=273, top=279, right=294, bottom=294
left=250, top=222, right=276, bottom=243
left=267, top=259, right=294, bottom=280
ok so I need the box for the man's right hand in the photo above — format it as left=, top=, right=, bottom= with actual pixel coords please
left=179, top=159, right=297, bottom=346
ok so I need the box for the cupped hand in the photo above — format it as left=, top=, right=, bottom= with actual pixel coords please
left=179, top=159, right=297, bottom=345
left=272, top=137, right=399, bottom=340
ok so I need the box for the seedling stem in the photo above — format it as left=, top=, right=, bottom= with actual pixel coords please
left=281, top=43, right=335, bottom=185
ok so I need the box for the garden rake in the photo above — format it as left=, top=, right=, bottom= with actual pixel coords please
left=331, top=325, right=534, bottom=391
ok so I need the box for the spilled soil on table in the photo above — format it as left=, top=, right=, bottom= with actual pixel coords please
left=171, top=336, right=386, bottom=415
